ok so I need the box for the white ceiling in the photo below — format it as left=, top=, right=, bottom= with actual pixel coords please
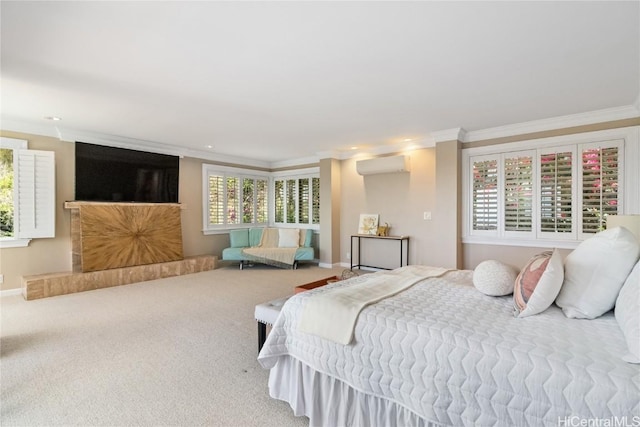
left=1, top=1, right=639, bottom=166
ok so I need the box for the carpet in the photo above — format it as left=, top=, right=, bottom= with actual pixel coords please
left=0, top=264, right=346, bottom=426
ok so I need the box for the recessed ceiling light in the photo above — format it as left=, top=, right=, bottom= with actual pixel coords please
left=206, top=145, right=213, bottom=149
left=351, top=146, right=358, bottom=150
left=44, top=116, right=62, bottom=121
left=403, top=138, right=412, bottom=142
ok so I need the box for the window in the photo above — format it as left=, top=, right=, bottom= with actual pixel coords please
left=463, top=128, right=638, bottom=248
left=273, top=173, right=320, bottom=228
left=202, top=164, right=269, bottom=232
left=0, top=137, right=56, bottom=248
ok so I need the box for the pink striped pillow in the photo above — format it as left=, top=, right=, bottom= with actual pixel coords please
left=513, top=249, right=564, bottom=318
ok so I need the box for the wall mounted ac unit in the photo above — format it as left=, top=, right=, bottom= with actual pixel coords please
left=356, top=155, right=411, bottom=176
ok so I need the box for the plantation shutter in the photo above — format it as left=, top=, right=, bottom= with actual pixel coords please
left=286, top=179, right=296, bottom=223
left=242, top=178, right=254, bottom=224
left=472, top=157, right=499, bottom=231
left=298, top=178, right=310, bottom=224
left=15, top=149, right=55, bottom=239
left=255, top=179, right=268, bottom=224
left=274, top=180, right=285, bottom=223
left=226, top=177, right=240, bottom=225
left=581, top=142, right=621, bottom=234
left=312, top=177, right=320, bottom=224
left=539, top=150, right=574, bottom=235
left=504, top=153, right=533, bottom=232
left=207, top=175, right=224, bottom=225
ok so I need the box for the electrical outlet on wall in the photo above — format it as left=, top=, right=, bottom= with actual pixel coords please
left=423, top=211, right=432, bottom=220
left=346, top=252, right=351, bottom=260
left=0, top=274, right=4, bottom=284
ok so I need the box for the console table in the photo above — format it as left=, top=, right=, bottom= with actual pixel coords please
left=350, top=234, right=410, bottom=270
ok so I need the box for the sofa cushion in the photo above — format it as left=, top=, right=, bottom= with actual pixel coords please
left=294, top=247, right=315, bottom=260
left=279, top=228, right=300, bottom=248
left=229, top=229, right=249, bottom=248
left=249, top=228, right=264, bottom=247
left=222, top=247, right=246, bottom=261
left=301, top=229, right=313, bottom=247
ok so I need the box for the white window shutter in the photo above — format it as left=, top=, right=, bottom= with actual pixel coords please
left=15, top=149, right=55, bottom=239
left=471, top=157, right=499, bottom=232
left=580, top=141, right=622, bottom=235
left=503, top=153, right=534, bottom=233
left=539, top=149, right=575, bottom=236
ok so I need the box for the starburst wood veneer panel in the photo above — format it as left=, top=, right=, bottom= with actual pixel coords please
left=78, top=204, right=184, bottom=272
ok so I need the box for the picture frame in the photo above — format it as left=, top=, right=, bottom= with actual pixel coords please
left=358, top=214, right=379, bottom=235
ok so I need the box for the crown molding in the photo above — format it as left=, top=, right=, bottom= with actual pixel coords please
left=1, top=118, right=272, bottom=169
left=463, top=104, right=640, bottom=143
left=315, top=150, right=342, bottom=160
left=270, top=155, right=320, bottom=169
left=431, top=127, right=466, bottom=143
left=0, top=118, right=62, bottom=140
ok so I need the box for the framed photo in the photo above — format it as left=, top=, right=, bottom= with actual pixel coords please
left=358, top=214, right=379, bottom=235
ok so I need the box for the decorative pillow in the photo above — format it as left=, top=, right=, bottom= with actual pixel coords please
left=229, top=229, right=249, bottom=248
left=615, top=261, right=640, bottom=364
left=556, top=226, right=640, bottom=319
left=278, top=228, right=300, bottom=248
left=472, top=260, right=517, bottom=296
left=513, top=249, right=564, bottom=318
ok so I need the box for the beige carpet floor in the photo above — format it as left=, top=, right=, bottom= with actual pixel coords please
left=0, top=263, right=346, bottom=426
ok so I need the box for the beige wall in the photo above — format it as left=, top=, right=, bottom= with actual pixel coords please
left=463, top=244, right=572, bottom=271
left=319, top=158, right=341, bottom=265
left=339, top=149, right=438, bottom=268
left=433, top=140, right=462, bottom=269
left=179, top=156, right=229, bottom=258
left=0, top=131, right=75, bottom=291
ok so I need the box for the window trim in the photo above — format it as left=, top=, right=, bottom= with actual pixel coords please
left=271, top=168, right=320, bottom=230
left=462, top=127, right=639, bottom=249
left=201, top=164, right=270, bottom=234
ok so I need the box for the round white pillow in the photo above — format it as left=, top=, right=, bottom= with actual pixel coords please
left=473, top=260, right=517, bottom=296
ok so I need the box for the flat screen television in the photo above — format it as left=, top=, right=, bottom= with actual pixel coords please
left=75, top=142, right=179, bottom=203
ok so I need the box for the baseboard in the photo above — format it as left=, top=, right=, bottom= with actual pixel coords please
left=318, top=262, right=344, bottom=269
left=1, top=288, right=22, bottom=298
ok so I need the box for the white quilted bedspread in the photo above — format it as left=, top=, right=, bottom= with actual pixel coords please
left=258, top=266, right=640, bottom=426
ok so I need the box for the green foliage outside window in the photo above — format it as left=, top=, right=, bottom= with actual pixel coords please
left=0, top=148, right=13, bottom=237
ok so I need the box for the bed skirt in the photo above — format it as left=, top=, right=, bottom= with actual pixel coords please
left=268, top=355, right=436, bottom=427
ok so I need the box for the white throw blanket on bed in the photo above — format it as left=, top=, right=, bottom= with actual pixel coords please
left=299, top=266, right=450, bottom=344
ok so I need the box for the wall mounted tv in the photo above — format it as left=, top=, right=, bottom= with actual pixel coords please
left=75, top=142, right=179, bottom=203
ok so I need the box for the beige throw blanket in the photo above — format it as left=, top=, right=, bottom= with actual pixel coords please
left=242, top=228, right=297, bottom=267
left=299, top=266, right=450, bottom=345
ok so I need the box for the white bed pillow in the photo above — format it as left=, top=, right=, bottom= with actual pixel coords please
left=513, top=249, right=564, bottom=318
left=278, top=228, right=300, bottom=248
left=472, top=260, right=517, bottom=296
left=615, top=261, right=640, bottom=364
left=556, top=226, right=640, bottom=319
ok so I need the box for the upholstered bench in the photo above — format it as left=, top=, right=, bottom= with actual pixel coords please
left=255, top=296, right=291, bottom=353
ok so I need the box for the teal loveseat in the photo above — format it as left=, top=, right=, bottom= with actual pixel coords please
left=222, top=228, right=315, bottom=269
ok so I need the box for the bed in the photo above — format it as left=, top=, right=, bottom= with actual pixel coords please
left=258, top=260, right=640, bottom=426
